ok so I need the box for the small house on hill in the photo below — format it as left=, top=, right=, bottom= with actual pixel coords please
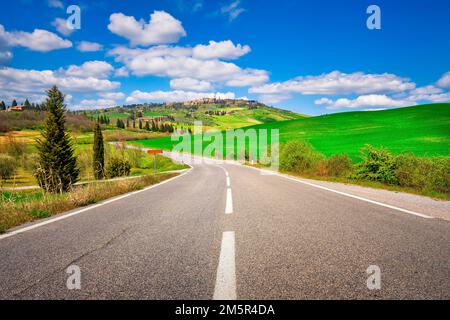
left=8, top=105, right=26, bottom=112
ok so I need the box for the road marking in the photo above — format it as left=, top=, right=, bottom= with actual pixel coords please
left=278, top=175, right=433, bottom=219
left=218, top=165, right=234, bottom=215
left=225, top=188, right=233, bottom=214
left=213, top=231, right=237, bottom=300
left=0, top=168, right=192, bottom=241
left=238, top=163, right=433, bottom=219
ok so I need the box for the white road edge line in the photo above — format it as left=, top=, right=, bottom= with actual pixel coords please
left=0, top=168, right=193, bottom=241
left=281, top=174, right=433, bottom=219
left=213, top=231, right=237, bottom=300
left=225, top=188, right=233, bottom=215
left=235, top=163, right=433, bottom=220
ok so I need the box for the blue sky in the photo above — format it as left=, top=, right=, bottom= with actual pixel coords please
left=0, top=0, right=449, bottom=115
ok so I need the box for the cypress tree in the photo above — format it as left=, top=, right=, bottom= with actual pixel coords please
left=11, top=99, right=17, bottom=107
left=24, top=99, right=31, bottom=109
left=0, top=101, right=5, bottom=110
left=34, top=86, right=79, bottom=193
left=139, top=119, right=143, bottom=130
left=93, top=122, right=105, bottom=180
left=145, top=121, right=150, bottom=131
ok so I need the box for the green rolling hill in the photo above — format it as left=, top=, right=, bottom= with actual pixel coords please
left=91, top=99, right=304, bottom=130
left=131, top=103, right=450, bottom=161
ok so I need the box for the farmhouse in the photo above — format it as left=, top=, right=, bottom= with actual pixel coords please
left=8, top=105, right=26, bottom=112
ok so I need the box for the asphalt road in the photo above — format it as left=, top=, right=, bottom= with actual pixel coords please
left=0, top=154, right=449, bottom=299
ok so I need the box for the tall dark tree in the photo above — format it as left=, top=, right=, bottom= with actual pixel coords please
left=139, top=119, right=143, bottom=130
left=34, top=86, right=79, bottom=193
left=116, top=119, right=125, bottom=129
left=11, top=99, right=17, bottom=107
left=93, top=122, right=105, bottom=180
left=0, top=101, right=5, bottom=111
left=24, top=99, right=31, bottom=109
left=145, top=121, right=150, bottom=131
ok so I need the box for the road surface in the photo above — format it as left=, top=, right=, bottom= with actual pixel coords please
left=0, top=154, right=449, bottom=299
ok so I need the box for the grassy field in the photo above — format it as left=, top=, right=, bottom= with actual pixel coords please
left=0, top=173, right=178, bottom=233
left=0, top=129, right=187, bottom=187
left=130, top=104, right=450, bottom=161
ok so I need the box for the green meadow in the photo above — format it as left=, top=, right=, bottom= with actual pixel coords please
left=130, top=103, right=450, bottom=161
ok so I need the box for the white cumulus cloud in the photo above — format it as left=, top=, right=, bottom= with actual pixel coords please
left=126, top=90, right=235, bottom=104
left=77, top=99, right=117, bottom=110
left=315, top=94, right=412, bottom=110
left=99, top=92, right=126, bottom=100
left=170, top=78, right=213, bottom=91
left=437, top=71, right=450, bottom=88
left=193, top=40, right=251, bottom=60
left=0, top=67, right=120, bottom=104
left=108, top=11, right=186, bottom=46
left=77, top=41, right=103, bottom=52
left=114, top=67, right=130, bottom=78
left=108, top=45, right=268, bottom=87
left=60, top=61, right=114, bottom=79
left=0, top=24, right=72, bottom=52
left=250, top=71, right=416, bottom=96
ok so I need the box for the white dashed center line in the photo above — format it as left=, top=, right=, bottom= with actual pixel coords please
left=213, top=231, right=237, bottom=300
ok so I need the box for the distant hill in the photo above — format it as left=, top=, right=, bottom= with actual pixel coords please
left=87, top=98, right=305, bottom=130
left=247, top=103, right=450, bottom=160
left=131, top=103, right=450, bottom=161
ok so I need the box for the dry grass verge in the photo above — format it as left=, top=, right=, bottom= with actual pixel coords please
left=0, top=173, right=177, bottom=233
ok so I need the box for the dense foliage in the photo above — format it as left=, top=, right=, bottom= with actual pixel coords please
left=107, top=157, right=131, bottom=178
left=93, top=122, right=105, bottom=180
left=34, top=86, right=79, bottom=193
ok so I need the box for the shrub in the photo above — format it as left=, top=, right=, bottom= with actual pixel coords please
left=395, top=154, right=450, bottom=194
left=280, top=140, right=324, bottom=174
left=353, top=145, right=398, bottom=184
left=0, top=155, right=17, bottom=183
left=326, top=154, right=353, bottom=177
left=107, top=157, right=131, bottom=178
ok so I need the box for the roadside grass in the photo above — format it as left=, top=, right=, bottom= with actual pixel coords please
left=0, top=173, right=178, bottom=233
left=275, top=142, right=450, bottom=200
left=249, top=163, right=450, bottom=201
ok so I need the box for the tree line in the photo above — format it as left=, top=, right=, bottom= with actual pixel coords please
left=0, top=99, right=46, bottom=111
left=117, top=118, right=176, bottom=133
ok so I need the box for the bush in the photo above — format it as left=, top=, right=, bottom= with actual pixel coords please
left=325, top=154, right=353, bottom=177
left=395, top=154, right=450, bottom=194
left=0, top=155, right=17, bottom=183
left=279, top=141, right=324, bottom=174
left=107, top=157, right=131, bottom=178
left=353, top=145, right=398, bottom=184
